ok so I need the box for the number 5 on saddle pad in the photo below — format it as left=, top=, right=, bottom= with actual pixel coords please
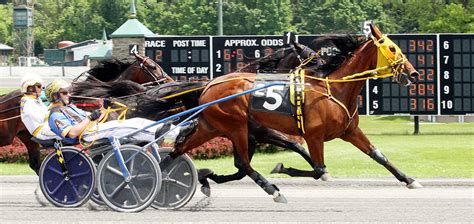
left=250, top=73, right=294, bottom=116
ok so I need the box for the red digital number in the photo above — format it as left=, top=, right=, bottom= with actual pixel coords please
left=409, top=85, right=417, bottom=96
left=264, top=48, right=273, bottom=57
left=429, top=54, right=434, bottom=65
left=417, top=55, right=425, bottom=66
left=236, top=62, right=246, bottom=70
left=224, top=49, right=231, bottom=61
left=427, top=84, right=435, bottom=95
left=410, top=99, right=417, bottom=110
left=422, top=99, right=435, bottom=110
left=155, top=50, right=163, bottom=62
left=417, top=40, right=425, bottom=51
left=357, top=95, right=363, bottom=107
left=427, top=69, right=434, bottom=81
left=409, top=40, right=416, bottom=52
left=427, top=98, right=434, bottom=110
left=418, top=84, right=426, bottom=96
left=418, top=69, right=425, bottom=81
left=236, top=49, right=244, bottom=61
left=427, top=40, right=433, bottom=52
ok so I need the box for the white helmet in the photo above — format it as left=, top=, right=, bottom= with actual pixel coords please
left=20, top=74, right=44, bottom=93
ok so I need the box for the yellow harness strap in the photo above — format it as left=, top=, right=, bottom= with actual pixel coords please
left=290, top=69, right=306, bottom=134
left=78, top=101, right=129, bottom=148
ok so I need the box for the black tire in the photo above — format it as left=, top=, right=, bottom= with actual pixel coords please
left=39, top=147, right=96, bottom=207
left=96, top=145, right=161, bottom=212
left=151, top=147, right=198, bottom=210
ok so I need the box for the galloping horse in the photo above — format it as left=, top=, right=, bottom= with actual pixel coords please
left=161, top=25, right=422, bottom=202
left=0, top=52, right=168, bottom=174
left=71, top=41, right=332, bottom=192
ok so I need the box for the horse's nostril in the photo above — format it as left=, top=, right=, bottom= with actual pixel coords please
left=410, top=72, right=418, bottom=78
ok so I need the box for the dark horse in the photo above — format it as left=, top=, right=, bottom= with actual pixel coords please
left=0, top=52, right=168, bottom=174
left=71, top=40, right=334, bottom=192
left=161, top=25, right=422, bottom=202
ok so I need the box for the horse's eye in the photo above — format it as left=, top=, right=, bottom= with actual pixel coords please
left=389, top=45, right=396, bottom=53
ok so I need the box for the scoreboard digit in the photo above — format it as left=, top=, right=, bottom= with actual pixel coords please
left=145, top=36, right=211, bottom=81
left=369, top=34, right=438, bottom=115
left=211, top=36, right=285, bottom=78
left=439, top=34, right=474, bottom=115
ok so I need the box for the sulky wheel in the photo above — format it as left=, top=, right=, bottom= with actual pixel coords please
left=151, top=147, right=197, bottom=210
left=39, top=146, right=96, bottom=207
left=96, top=145, right=161, bottom=212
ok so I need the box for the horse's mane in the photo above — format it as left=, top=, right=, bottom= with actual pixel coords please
left=245, top=35, right=366, bottom=77
left=71, top=79, right=146, bottom=98
left=309, top=35, right=367, bottom=77
left=87, top=58, right=136, bottom=82
left=240, top=47, right=294, bottom=73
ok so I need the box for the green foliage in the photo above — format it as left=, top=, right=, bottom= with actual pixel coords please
left=421, top=3, right=474, bottom=32
left=0, top=0, right=472, bottom=55
left=0, top=3, right=13, bottom=45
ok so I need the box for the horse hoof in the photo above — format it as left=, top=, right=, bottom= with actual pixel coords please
left=201, top=186, right=211, bottom=197
left=270, top=163, right=284, bottom=174
left=320, top=173, right=332, bottom=181
left=407, top=180, right=423, bottom=189
left=272, top=191, right=287, bottom=203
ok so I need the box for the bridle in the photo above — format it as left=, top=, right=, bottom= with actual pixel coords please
left=136, top=56, right=170, bottom=85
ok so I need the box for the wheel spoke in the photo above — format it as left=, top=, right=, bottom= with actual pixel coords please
left=133, top=173, right=154, bottom=180
left=127, top=154, right=136, bottom=175
left=49, top=179, right=66, bottom=195
left=106, top=164, right=124, bottom=177
left=46, top=166, right=64, bottom=176
left=168, top=179, right=191, bottom=192
left=67, top=179, right=81, bottom=198
left=69, top=170, right=91, bottom=178
left=129, top=182, right=145, bottom=204
left=167, top=160, right=185, bottom=176
left=105, top=180, right=127, bottom=198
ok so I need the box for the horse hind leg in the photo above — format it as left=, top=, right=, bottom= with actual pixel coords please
left=228, top=126, right=287, bottom=203
left=198, top=132, right=259, bottom=197
left=17, top=131, right=41, bottom=175
left=341, top=127, right=422, bottom=189
left=249, top=124, right=331, bottom=181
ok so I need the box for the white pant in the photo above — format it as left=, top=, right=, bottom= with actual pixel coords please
left=35, top=126, right=61, bottom=140
left=81, top=118, right=180, bottom=143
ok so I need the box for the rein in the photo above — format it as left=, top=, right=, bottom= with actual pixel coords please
left=0, top=92, right=23, bottom=121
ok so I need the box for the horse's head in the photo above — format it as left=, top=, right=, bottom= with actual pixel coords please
left=131, top=51, right=174, bottom=85
left=369, top=24, right=418, bottom=86
left=287, top=39, right=323, bottom=71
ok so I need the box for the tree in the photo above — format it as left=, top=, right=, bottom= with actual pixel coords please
left=420, top=3, right=474, bottom=32
left=0, top=3, right=13, bottom=45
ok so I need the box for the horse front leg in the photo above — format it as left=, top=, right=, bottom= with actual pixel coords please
left=341, top=127, right=423, bottom=189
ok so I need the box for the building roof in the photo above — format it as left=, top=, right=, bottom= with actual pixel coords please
left=88, top=42, right=112, bottom=59
left=0, top=43, right=14, bottom=51
left=60, top=40, right=98, bottom=50
left=110, top=0, right=156, bottom=38
left=110, top=18, right=156, bottom=38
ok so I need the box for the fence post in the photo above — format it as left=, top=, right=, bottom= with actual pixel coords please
left=413, top=116, right=420, bottom=135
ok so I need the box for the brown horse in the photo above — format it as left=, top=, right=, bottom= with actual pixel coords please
left=0, top=52, right=169, bottom=174
left=0, top=90, right=42, bottom=173
left=161, top=25, right=422, bottom=202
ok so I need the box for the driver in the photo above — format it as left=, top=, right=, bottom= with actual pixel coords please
left=19, top=74, right=58, bottom=140
left=44, top=79, right=196, bottom=144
